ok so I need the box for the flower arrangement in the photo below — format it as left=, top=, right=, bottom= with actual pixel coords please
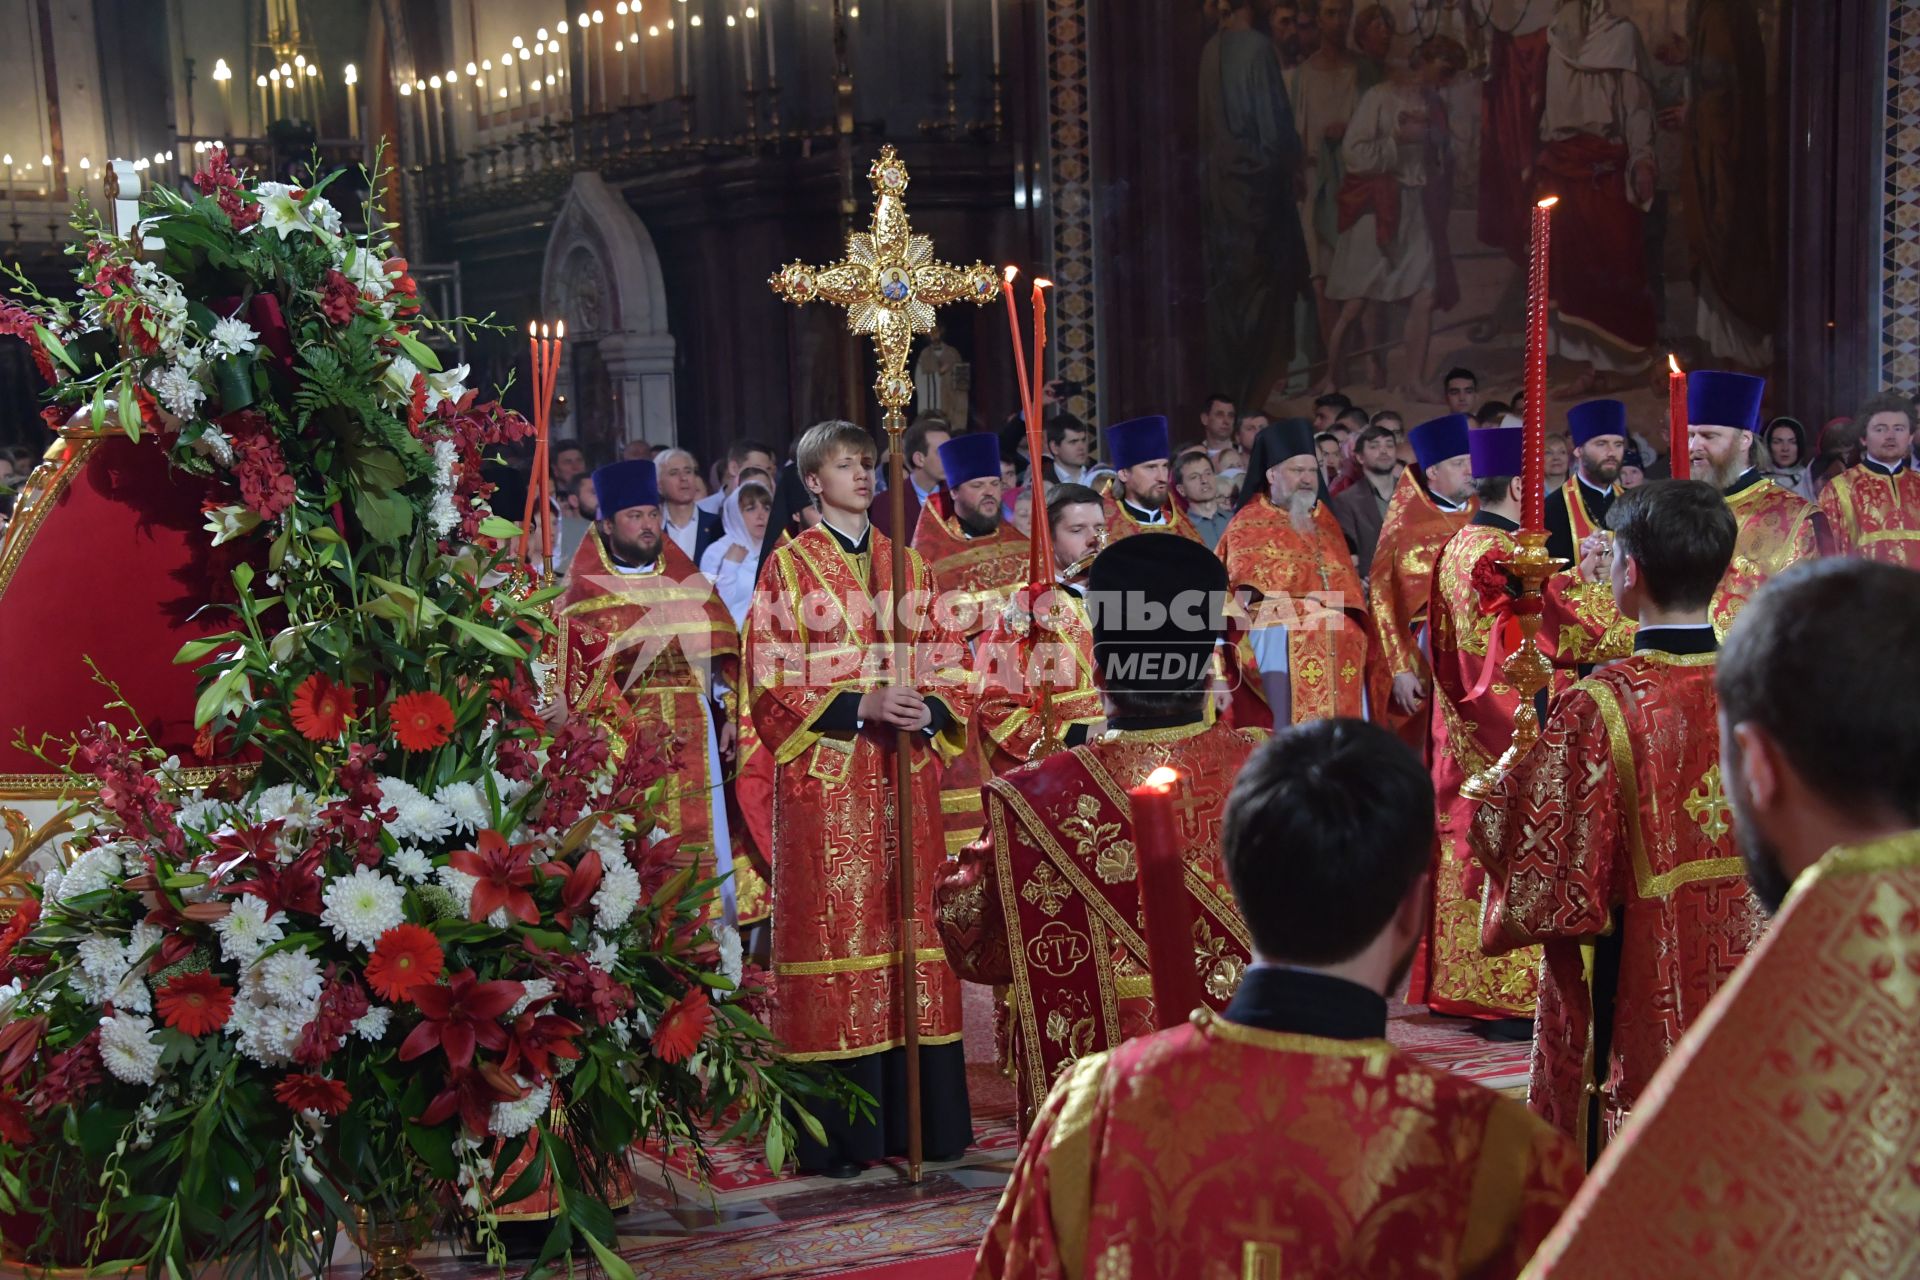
left=0, top=151, right=845, bottom=1277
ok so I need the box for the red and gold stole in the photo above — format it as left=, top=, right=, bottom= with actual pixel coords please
left=1714, top=478, right=1819, bottom=638
left=1558, top=476, right=1616, bottom=546
left=1818, top=463, right=1920, bottom=568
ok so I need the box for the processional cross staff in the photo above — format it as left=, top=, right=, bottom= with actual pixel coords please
left=769, top=145, right=999, bottom=1182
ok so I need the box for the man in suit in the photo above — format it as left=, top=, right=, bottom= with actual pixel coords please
left=655, top=447, right=725, bottom=566
left=872, top=416, right=949, bottom=542
left=1330, top=421, right=1400, bottom=575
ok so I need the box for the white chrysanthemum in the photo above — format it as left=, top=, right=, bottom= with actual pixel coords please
left=146, top=363, right=206, bottom=421
left=488, top=1080, right=551, bottom=1139
left=173, top=795, right=224, bottom=835
left=390, top=846, right=434, bottom=884
left=255, top=948, right=324, bottom=1006
left=320, top=866, right=407, bottom=949
left=591, top=855, right=642, bottom=932
left=127, top=921, right=166, bottom=966
left=40, top=866, right=63, bottom=901
left=99, top=1013, right=163, bottom=1085
left=208, top=316, right=259, bottom=357
left=306, top=196, right=342, bottom=236
left=341, top=245, right=391, bottom=300
left=56, top=844, right=125, bottom=902
left=435, top=865, right=510, bottom=929
left=506, top=978, right=555, bottom=1020
left=353, top=1006, right=392, bottom=1042
left=436, top=780, right=489, bottom=835
left=381, top=777, right=454, bottom=846
left=75, top=935, right=129, bottom=1001
left=214, top=896, right=284, bottom=965
left=587, top=935, right=620, bottom=974
left=714, top=922, right=744, bottom=989
left=429, top=490, right=459, bottom=539
left=230, top=997, right=309, bottom=1066
left=490, top=769, right=533, bottom=804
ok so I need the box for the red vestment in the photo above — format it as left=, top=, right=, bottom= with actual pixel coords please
left=1215, top=496, right=1376, bottom=724
left=746, top=523, right=972, bottom=1059
left=1415, top=519, right=1631, bottom=1019
left=1367, top=469, right=1473, bottom=753
left=1100, top=493, right=1206, bottom=545
left=1714, top=476, right=1820, bottom=638
left=1478, top=26, right=1552, bottom=262
left=976, top=1011, right=1582, bottom=1279
left=971, top=583, right=1104, bottom=777
left=1817, top=463, right=1920, bottom=568
left=932, top=720, right=1262, bottom=1129
left=1523, top=832, right=1920, bottom=1277
left=912, top=490, right=1031, bottom=853
left=1535, top=134, right=1657, bottom=357
left=1471, top=650, right=1763, bottom=1149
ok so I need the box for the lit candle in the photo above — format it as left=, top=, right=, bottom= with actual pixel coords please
left=257, top=74, right=269, bottom=126
left=344, top=64, right=360, bottom=142
left=1001, top=266, right=1032, bottom=418
left=740, top=7, right=754, bottom=90
left=428, top=75, right=445, bottom=162
left=468, top=61, right=483, bottom=133
left=592, top=10, right=606, bottom=110
left=4, top=155, right=15, bottom=235
left=763, top=1, right=776, bottom=82
left=642, top=28, right=653, bottom=98
left=679, top=10, right=690, bottom=93
left=1129, top=766, right=1207, bottom=1031
left=269, top=67, right=281, bottom=120
left=1521, top=197, right=1556, bottom=532
left=944, top=0, right=955, bottom=65
left=537, top=27, right=552, bottom=118
left=1667, top=354, right=1689, bottom=481
left=990, top=0, right=1000, bottom=72
left=1030, top=278, right=1051, bottom=455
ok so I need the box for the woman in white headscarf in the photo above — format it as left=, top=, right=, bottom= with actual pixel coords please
left=700, top=477, right=774, bottom=628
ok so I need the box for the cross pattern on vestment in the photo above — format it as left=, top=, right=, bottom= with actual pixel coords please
left=1684, top=766, right=1733, bottom=842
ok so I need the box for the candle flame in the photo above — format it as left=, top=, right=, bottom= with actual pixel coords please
left=1144, top=766, right=1180, bottom=788
left=1536, top=196, right=1559, bottom=209
left=1668, top=353, right=1682, bottom=375
left=1003, top=265, right=1019, bottom=284
left=1034, top=278, right=1054, bottom=291
left=555, top=320, right=566, bottom=339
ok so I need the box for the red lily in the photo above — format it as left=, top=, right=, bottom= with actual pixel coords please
left=449, top=830, right=540, bottom=925
left=0, top=1016, right=47, bottom=1086
left=398, top=969, right=523, bottom=1069
left=538, top=848, right=603, bottom=931
left=420, top=1062, right=525, bottom=1137
left=503, top=1001, right=585, bottom=1083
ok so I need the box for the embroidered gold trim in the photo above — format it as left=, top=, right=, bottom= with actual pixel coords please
left=773, top=946, right=949, bottom=976
left=1190, top=1006, right=1394, bottom=1060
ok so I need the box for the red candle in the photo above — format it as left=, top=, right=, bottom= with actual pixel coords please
left=1001, top=266, right=1032, bottom=418
left=1521, top=197, right=1556, bottom=532
left=1130, top=766, right=1206, bottom=1031
left=1028, top=278, right=1054, bottom=578
left=1667, top=354, right=1690, bottom=481
left=541, top=322, right=565, bottom=565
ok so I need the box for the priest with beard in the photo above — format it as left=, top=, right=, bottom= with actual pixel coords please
left=1215, top=417, right=1376, bottom=726
left=1100, top=415, right=1207, bottom=544
left=974, top=719, right=1581, bottom=1279
left=1544, top=398, right=1628, bottom=565
left=1520, top=560, right=1920, bottom=1277
left=1683, top=370, right=1822, bottom=637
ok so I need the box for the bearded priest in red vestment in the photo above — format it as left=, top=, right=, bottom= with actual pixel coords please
left=1373, top=413, right=1476, bottom=754
left=557, top=460, right=745, bottom=922
left=976, top=719, right=1582, bottom=1279
left=935, top=535, right=1263, bottom=1130
left=1818, top=391, right=1920, bottom=567
left=745, top=420, right=975, bottom=1176
left=1099, top=415, right=1206, bottom=544
left=1416, top=423, right=1633, bottom=1023
left=1471, top=481, right=1763, bottom=1158
left=1524, top=561, right=1920, bottom=1277
left=1216, top=418, right=1376, bottom=727
left=972, top=484, right=1109, bottom=776
left=913, top=432, right=1030, bottom=855
left=1684, top=370, right=1821, bottom=637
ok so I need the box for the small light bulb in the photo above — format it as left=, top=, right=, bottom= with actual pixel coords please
left=617, top=1, right=628, bottom=13
left=513, top=34, right=525, bottom=48
left=294, top=53, right=306, bottom=68
left=557, top=19, right=570, bottom=34
left=650, top=24, right=659, bottom=35
left=256, top=74, right=268, bottom=87
left=614, top=39, right=624, bottom=51
left=279, top=61, right=291, bottom=75
left=689, top=14, right=702, bottom=25
left=466, top=61, right=478, bottom=75
left=745, top=5, right=757, bottom=15
left=592, top=9, right=605, bottom=23
left=726, top=14, right=735, bottom=26
left=344, top=63, right=358, bottom=83
left=536, top=26, right=550, bottom=40
left=305, top=63, right=317, bottom=76
left=429, top=74, right=442, bottom=88
left=399, top=82, right=412, bottom=95
left=666, top=17, right=674, bottom=29
left=498, top=86, right=508, bottom=97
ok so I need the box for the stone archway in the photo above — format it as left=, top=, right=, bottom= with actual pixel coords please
left=540, top=173, right=678, bottom=453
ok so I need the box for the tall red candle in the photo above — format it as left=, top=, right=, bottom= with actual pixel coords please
left=1130, top=766, right=1206, bottom=1031
left=1001, top=266, right=1032, bottom=418
left=1667, top=354, right=1690, bottom=480
left=1521, top=197, right=1556, bottom=532
left=1028, top=280, right=1054, bottom=570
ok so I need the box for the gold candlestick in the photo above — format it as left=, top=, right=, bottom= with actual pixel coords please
left=1460, top=530, right=1563, bottom=802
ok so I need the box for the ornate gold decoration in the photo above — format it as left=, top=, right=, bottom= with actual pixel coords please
left=0, top=805, right=76, bottom=914
left=1684, top=766, right=1733, bottom=842
left=1021, top=862, right=1073, bottom=917
left=348, top=1203, right=432, bottom=1280
left=1461, top=530, right=1565, bottom=802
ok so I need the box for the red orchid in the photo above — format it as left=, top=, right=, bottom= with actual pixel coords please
left=449, top=830, right=540, bottom=925
left=398, top=969, right=524, bottom=1069
left=539, top=848, right=604, bottom=931
left=420, top=1062, right=525, bottom=1137
left=503, top=1002, right=585, bottom=1084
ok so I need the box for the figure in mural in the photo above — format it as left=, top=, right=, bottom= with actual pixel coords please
left=1478, top=0, right=1557, bottom=269
left=1200, top=0, right=1311, bottom=417
left=913, top=323, right=972, bottom=427
left=1290, top=0, right=1362, bottom=349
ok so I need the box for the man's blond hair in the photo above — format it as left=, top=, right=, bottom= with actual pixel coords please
left=795, top=420, right=876, bottom=477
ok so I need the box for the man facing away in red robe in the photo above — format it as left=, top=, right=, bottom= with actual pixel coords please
left=1524, top=560, right=1920, bottom=1277
left=975, top=719, right=1582, bottom=1279
left=1472, top=480, right=1764, bottom=1160
left=934, top=534, right=1265, bottom=1130
left=745, top=419, right=976, bottom=1177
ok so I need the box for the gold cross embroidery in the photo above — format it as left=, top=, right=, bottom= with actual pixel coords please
left=1171, top=787, right=1209, bottom=840
left=1684, top=766, right=1733, bottom=842
left=1020, top=862, right=1073, bottom=917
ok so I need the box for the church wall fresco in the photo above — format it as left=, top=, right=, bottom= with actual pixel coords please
left=1885, top=0, right=1920, bottom=394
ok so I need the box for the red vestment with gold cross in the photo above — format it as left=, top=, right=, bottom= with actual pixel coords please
left=745, top=522, right=972, bottom=1060
left=1215, top=496, right=1378, bottom=724
left=1713, top=476, right=1819, bottom=638
left=1470, top=652, right=1764, bottom=1149
left=1368, top=468, right=1473, bottom=753
left=1415, top=520, right=1632, bottom=1019
left=975, top=1012, right=1583, bottom=1280
left=931, top=720, right=1262, bottom=1130
left=1817, top=462, right=1920, bottom=568
left=912, top=489, right=1031, bottom=854
left=1100, top=492, right=1206, bottom=545
left=1521, top=832, right=1920, bottom=1278
left=971, top=583, right=1104, bottom=777
left=557, top=529, right=754, bottom=916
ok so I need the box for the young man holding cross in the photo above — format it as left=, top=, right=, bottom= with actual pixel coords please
left=746, top=419, right=977, bottom=1177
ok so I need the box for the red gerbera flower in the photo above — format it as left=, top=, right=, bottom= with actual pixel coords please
left=290, top=673, right=357, bottom=741
left=651, top=989, right=713, bottom=1064
left=155, top=971, right=235, bottom=1037
left=274, top=1073, right=351, bottom=1116
left=449, top=830, right=540, bottom=926
left=399, top=968, right=523, bottom=1070
left=365, top=923, right=445, bottom=1002
left=389, top=690, right=455, bottom=752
